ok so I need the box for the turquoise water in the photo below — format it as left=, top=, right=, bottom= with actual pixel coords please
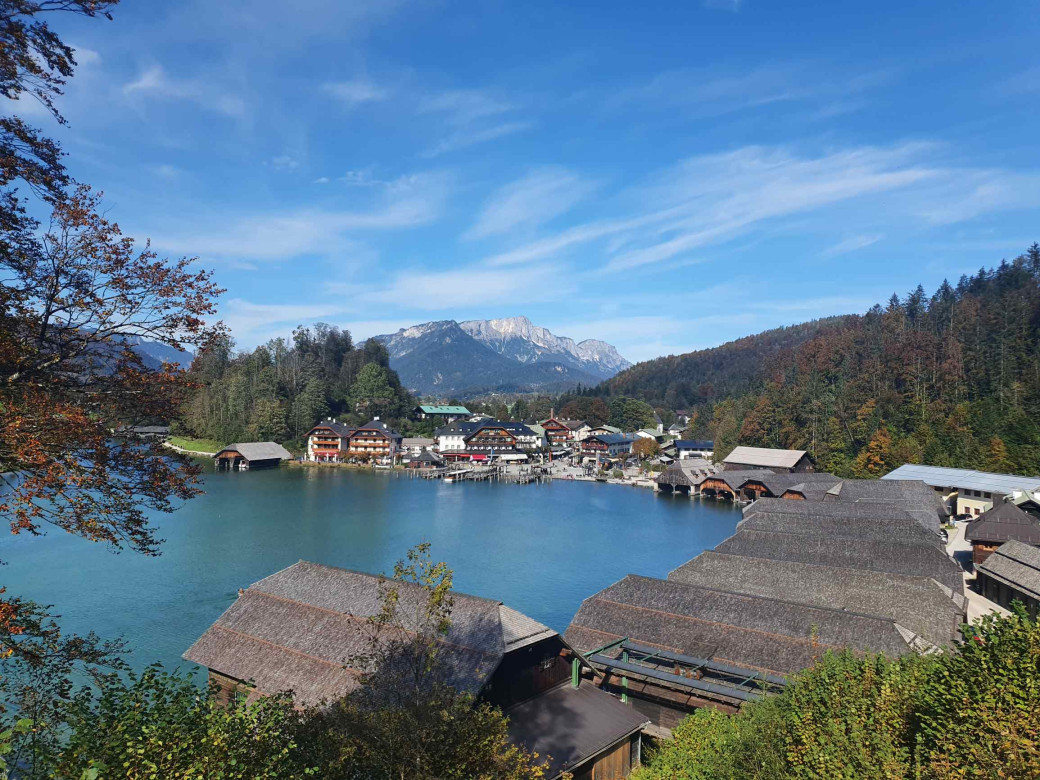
left=0, top=466, right=740, bottom=673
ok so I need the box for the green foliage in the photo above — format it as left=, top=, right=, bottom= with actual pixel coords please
left=607, top=396, right=656, bottom=431
left=634, top=608, right=1040, bottom=780
left=589, top=246, right=1040, bottom=476
left=296, top=544, right=544, bottom=780
left=182, top=325, right=414, bottom=444
left=55, top=666, right=311, bottom=780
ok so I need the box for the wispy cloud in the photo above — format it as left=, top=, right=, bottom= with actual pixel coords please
left=703, top=0, right=742, bottom=12
left=419, top=88, right=532, bottom=156
left=820, top=234, right=884, bottom=257
left=322, top=78, right=389, bottom=107
left=123, top=65, right=246, bottom=117
left=270, top=155, right=299, bottom=171
left=220, top=298, right=350, bottom=345
left=465, top=167, right=597, bottom=239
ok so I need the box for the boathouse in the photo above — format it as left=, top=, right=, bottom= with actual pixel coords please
left=974, top=540, right=1040, bottom=619
left=965, top=501, right=1040, bottom=565
left=655, top=458, right=714, bottom=496
left=184, top=562, right=649, bottom=780
left=722, top=446, right=813, bottom=473
left=213, top=442, right=292, bottom=470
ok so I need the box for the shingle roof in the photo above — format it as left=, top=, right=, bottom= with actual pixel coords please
left=668, top=551, right=963, bottom=649
left=824, top=479, right=946, bottom=533
left=723, top=446, right=808, bottom=469
left=976, top=540, right=1040, bottom=601
left=506, top=682, right=648, bottom=780
left=714, top=529, right=964, bottom=593
left=741, top=498, right=944, bottom=547
left=965, top=502, right=1040, bottom=545
left=418, top=405, right=471, bottom=415
left=564, top=574, right=919, bottom=677
left=355, top=419, right=402, bottom=439
left=401, top=437, right=434, bottom=448
left=883, top=464, right=1040, bottom=495
left=307, top=421, right=354, bottom=438
left=214, top=442, right=292, bottom=462
left=183, top=561, right=554, bottom=706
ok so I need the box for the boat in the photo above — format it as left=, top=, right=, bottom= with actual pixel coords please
left=444, top=476, right=455, bottom=483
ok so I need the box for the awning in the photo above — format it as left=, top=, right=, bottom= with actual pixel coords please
left=498, top=453, right=529, bottom=462
left=470, top=454, right=487, bottom=461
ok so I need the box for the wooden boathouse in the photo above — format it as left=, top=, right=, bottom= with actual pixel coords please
left=213, top=442, right=292, bottom=470
left=185, top=562, right=649, bottom=780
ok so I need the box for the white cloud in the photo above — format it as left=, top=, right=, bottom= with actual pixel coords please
left=419, top=89, right=532, bottom=156
left=123, top=65, right=246, bottom=118
left=465, top=167, right=597, bottom=239
left=72, top=46, right=102, bottom=67
left=150, top=173, right=449, bottom=262
left=220, top=299, right=350, bottom=346
left=322, top=78, right=388, bottom=107
left=360, top=264, right=569, bottom=310
left=270, top=155, right=300, bottom=171
left=820, top=234, right=883, bottom=258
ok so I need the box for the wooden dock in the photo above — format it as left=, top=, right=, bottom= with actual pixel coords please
left=410, top=464, right=553, bottom=485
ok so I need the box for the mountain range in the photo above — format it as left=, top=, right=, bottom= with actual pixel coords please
left=375, top=316, right=630, bottom=397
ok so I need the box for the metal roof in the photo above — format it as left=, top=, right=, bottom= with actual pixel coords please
left=724, top=446, right=808, bottom=469
left=418, top=405, right=470, bottom=415
left=883, top=464, right=1040, bottom=494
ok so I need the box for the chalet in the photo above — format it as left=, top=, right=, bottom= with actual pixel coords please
left=539, top=418, right=586, bottom=445
left=586, top=424, right=622, bottom=438
left=882, top=464, right=1040, bottom=517
left=305, top=419, right=354, bottom=462
left=184, top=562, right=649, bottom=780
left=674, top=440, right=714, bottom=460
left=436, top=421, right=541, bottom=461
left=965, top=501, right=1040, bottom=565
left=722, top=446, right=814, bottom=473
left=413, top=404, right=471, bottom=424
left=345, top=418, right=402, bottom=461
left=213, top=442, right=292, bottom=471
left=975, top=540, right=1040, bottom=619
left=582, top=432, right=639, bottom=459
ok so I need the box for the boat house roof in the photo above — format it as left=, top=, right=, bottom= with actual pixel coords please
left=723, top=446, right=808, bottom=469
left=213, top=442, right=292, bottom=462
left=742, top=498, right=944, bottom=547
left=965, top=501, right=1040, bottom=545
left=975, top=540, right=1040, bottom=601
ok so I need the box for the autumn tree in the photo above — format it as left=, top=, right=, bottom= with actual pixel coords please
left=853, top=425, right=894, bottom=477
left=559, top=396, right=610, bottom=426
left=632, top=437, right=660, bottom=460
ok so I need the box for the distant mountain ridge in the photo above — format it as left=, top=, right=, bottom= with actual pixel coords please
left=375, top=317, right=630, bottom=397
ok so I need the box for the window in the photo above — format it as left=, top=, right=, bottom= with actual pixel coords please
left=984, top=492, right=991, bottom=499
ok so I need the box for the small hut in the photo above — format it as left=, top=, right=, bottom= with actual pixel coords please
left=213, top=442, right=292, bottom=471
left=965, top=501, right=1040, bottom=565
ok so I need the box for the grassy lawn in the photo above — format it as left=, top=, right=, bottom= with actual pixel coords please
left=168, top=436, right=223, bottom=453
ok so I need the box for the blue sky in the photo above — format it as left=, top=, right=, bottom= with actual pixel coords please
left=20, top=0, right=1040, bottom=362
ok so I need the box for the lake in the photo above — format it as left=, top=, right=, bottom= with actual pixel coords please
left=0, top=465, right=741, bottom=674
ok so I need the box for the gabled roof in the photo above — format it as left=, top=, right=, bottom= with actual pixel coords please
left=965, top=501, right=1040, bottom=545
left=668, top=551, right=963, bottom=649
left=825, top=479, right=948, bottom=533
left=723, top=446, right=808, bottom=469
left=401, top=437, right=434, bottom=448
left=352, top=419, right=402, bottom=440
left=714, top=529, right=964, bottom=593
left=588, top=424, right=621, bottom=434
left=976, top=540, right=1040, bottom=601
left=741, top=498, right=944, bottom=547
left=564, top=574, right=921, bottom=677
left=183, top=561, right=555, bottom=707
left=417, top=405, right=470, bottom=415
left=564, top=419, right=588, bottom=431
left=589, top=432, right=639, bottom=445
left=883, top=464, right=1040, bottom=495
left=214, top=442, right=292, bottom=462
left=307, top=421, right=354, bottom=438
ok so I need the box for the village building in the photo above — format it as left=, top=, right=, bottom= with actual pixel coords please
left=435, top=420, right=541, bottom=462
left=305, top=419, right=354, bottom=462
left=666, top=422, right=686, bottom=437
left=635, top=429, right=669, bottom=445
left=344, top=418, right=402, bottom=461
left=581, top=432, right=639, bottom=459
left=964, top=501, right=1040, bottom=565
left=404, top=450, right=445, bottom=469
left=184, top=561, right=648, bottom=780
left=674, top=440, right=714, bottom=460
left=882, top=464, right=1040, bottom=516
left=412, top=404, right=471, bottom=423
left=539, top=418, right=586, bottom=446
left=699, top=471, right=840, bottom=502
left=213, top=442, right=292, bottom=471
left=400, top=436, right=435, bottom=456
left=722, top=446, right=814, bottom=473
left=974, top=540, right=1040, bottom=619
left=583, top=424, right=621, bottom=440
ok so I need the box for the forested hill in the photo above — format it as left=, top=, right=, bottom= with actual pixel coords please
left=599, top=243, right=1040, bottom=477
left=179, top=324, right=415, bottom=446
left=599, top=316, right=856, bottom=409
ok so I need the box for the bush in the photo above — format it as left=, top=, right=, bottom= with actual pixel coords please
left=634, top=607, right=1040, bottom=780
